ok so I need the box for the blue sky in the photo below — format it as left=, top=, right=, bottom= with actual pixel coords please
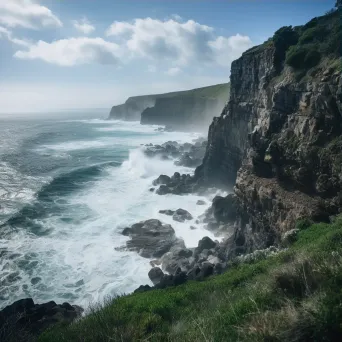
left=0, top=0, right=335, bottom=113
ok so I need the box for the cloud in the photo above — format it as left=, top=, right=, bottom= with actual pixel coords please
left=0, top=0, right=62, bottom=29
left=14, top=37, right=122, bottom=66
left=106, top=17, right=252, bottom=68
left=166, top=67, right=181, bottom=76
left=0, top=25, right=30, bottom=46
left=73, top=17, right=95, bottom=34
left=147, top=65, right=157, bottom=72
left=12, top=16, right=252, bottom=69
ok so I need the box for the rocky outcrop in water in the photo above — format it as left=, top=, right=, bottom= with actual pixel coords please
left=0, top=298, right=83, bottom=341
left=122, top=219, right=185, bottom=258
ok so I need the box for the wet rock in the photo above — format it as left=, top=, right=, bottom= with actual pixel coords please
left=196, top=236, right=217, bottom=253
left=172, top=208, right=193, bottom=222
left=122, top=227, right=131, bottom=236
left=196, top=200, right=206, bottom=205
left=161, top=246, right=194, bottom=274
left=212, top=194, right=238, bottom=223
left=190, top=225, right=197, bottom=230
left=153, top=175, right=171, bottom=186
left=149, top=187, right=155, bottom=192
left=159, top=209, right=175, bottom=216
left=156, top=185, right=171, bottom=195
left=124, top=219, right=184, bottom=258
left=0, top=298, right=83, bottom=339
left=134, top=285, right=152, bottom=293
left=148, top=267, right=164, bottom=285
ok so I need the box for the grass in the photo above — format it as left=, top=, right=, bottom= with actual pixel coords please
left=39, top=216, right=342, bottom=342
left=125, top=83, right=230, bottom=103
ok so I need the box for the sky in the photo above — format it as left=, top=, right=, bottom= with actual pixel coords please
left=0, top=0, right=336, bottom=113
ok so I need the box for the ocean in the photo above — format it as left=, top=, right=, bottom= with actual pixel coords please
left=0, top=111, right=218, bottom=310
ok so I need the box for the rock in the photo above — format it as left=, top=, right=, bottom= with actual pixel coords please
left=281, top=229, right=300, bottom=246
left=153, top=175, right=171, bottom=186
left=197, top=237, right=217, bottom=253
left=172, top=208, right=193, bottom=222
left=148, top=267, right=164, bottom=285
left=161, top=246, right=194, bottom=274
left=134, top=285, right=152, bottom=293
left=207, top=255, right=221, bottom=265
left=149, top=187, right=155, bottom=192
left=159, top=209, right=175, bottom=216
left=156, top=185, right=171, bottom=195
left=122, top=227, right=131, bottom=236
left=190, top=225, right=197, bottom=230
left=196, top=200, right=206, bottom=205
left=0, top=298, right=83, bottom=339
left=212, top=194, right=238, bottom=223
left=124, top=219, right=184, bottom=258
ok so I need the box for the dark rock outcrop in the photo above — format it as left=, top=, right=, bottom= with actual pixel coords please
left=195, top=10, right=342, bottom=254
left=0, top=298, right=83, bottom=340
left=172, top=209, right=193, bottom=222
left=148, top=267, right=164, bottom=285
left=123, top=219, right=185, bottom=258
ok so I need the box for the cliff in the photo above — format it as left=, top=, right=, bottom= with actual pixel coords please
left=196, top=9, right=342, bottom=251
left=108, top=83, right=230, bottom=128
left=108, top=95, right=157, bottom=121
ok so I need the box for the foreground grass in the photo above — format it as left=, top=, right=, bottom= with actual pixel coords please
left=40, top=217, right=342, bottom=342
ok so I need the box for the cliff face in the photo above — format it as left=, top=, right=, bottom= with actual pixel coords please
left=197, top=10, right=342, bottom=251
left=109, top=96, right=156, bottom=121
left=140, top=95, right=226, bottom=131
left=108, top=83, right=230, bottom=128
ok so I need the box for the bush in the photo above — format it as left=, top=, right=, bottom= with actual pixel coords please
left=286, top=45, right=321, bottom=69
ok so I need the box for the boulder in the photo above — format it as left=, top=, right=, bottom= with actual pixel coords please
left=152, top=175, right=171, bottom=186
left=159, top=209, right=175, bottom=216
left=161, top=246, right=194, bottom=274
left=156, top=185, right=171, bottom=195
left=196, top=236, right=217, bottom=253
left=212, top=194, right=238, bottom=223
left=196, top=200, right=206, bottom=205
left=172, top=208, right=193, bottom=222
left=124, top=219, right=184, bottom=258
left=0, top=298, right=83, bottom=339
left=148, top=267, right=164, bottom=285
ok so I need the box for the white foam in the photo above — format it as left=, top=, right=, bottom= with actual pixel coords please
left=0, top=122, right=217, bottom=310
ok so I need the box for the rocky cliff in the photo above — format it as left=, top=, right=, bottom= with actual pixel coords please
left=108, top=83, right=230, bottom=128
left=196, top=9, right=342, bottom=252
left=140, top=94, right=225, bottom=131
left=109, top=95, right=156, bottom=121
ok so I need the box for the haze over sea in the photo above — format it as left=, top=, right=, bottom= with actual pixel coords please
left=0, top=110, right=217, bottom=309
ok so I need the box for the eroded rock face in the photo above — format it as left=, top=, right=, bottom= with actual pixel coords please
left=195, top=30, right=342, bottom=253
left=123, top=219, right=185, bottom=258
left=0, top=298, right=83, bottom=339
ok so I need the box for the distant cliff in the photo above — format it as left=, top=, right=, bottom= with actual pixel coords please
left=108, top=83, right=230, bottom=129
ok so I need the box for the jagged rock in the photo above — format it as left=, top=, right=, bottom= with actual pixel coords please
left=123, top=219, right=184, bottom=258
left=172, top=209, right=193, bottom=222
left=156, top=185, right=171, bottom=195
left=0, top=298, right=83, bottom=339
left=161, top=246, right=194, bottom=274
left=196, top=237, right=217, bottom=253
left=148, top=267, right=164, bottom=285
left=153, top=175, right=171, bottom=186
left=122, top=227, right=131, bottom=236
left=159, top=209, right=175, bottom=216
left=212, top=194, right=238, bottom=223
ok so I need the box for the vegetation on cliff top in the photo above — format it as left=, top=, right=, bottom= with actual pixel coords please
left=125, top=83, right=230, bottom=103
left=39, top=216, right=342, bottom=342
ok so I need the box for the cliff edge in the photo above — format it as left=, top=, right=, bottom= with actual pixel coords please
left=196, top=9, right=341, bottom=251
left=108, top=83, right=230, bottom=130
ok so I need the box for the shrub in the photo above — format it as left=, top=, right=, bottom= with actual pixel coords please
left=286, top=46, right=309, bottom=69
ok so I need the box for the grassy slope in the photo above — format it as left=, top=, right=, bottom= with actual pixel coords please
left=125, top=83, right=230, bottom=103
left=40, top=216, right=342, bottom=342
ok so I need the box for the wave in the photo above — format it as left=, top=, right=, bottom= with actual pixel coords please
left=2, top=161, right=120, bottom=231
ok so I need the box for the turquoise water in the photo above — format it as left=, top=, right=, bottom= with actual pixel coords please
left=0, top=112, right=217, bottom=309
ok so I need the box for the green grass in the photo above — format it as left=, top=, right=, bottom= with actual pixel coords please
left=39, top=216, right=342, bottom=342
left=125, top=83, right=230, bottom=104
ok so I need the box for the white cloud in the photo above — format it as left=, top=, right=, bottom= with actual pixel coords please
left=166, top=67, right=181, bottom=76
left=11, top=16, right=252, bottom=69
left=0, top=0, right=62, bottom=29
left=73, top=17, right=95, bottom=34
left=14, top=37, right=122, bottom=66
left=0, top=25, right=30, bottom=46
left=106, top=17, right=252, bottom=69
